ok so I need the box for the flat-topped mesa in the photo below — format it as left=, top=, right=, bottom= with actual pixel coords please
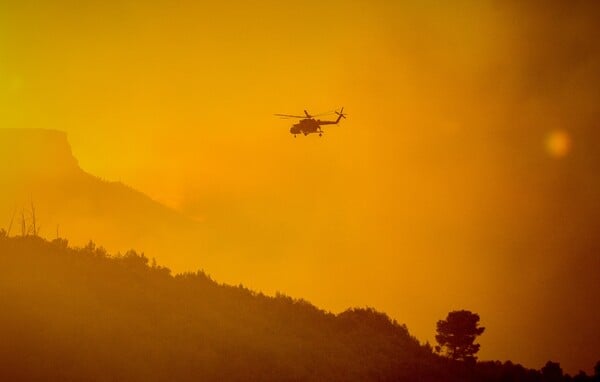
left=0, top=128, right=80, bottom=179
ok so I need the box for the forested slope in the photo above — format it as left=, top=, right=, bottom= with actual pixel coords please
left=0, top=235, right=594, bottom=381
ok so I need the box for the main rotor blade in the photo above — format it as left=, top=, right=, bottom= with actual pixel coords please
left=311, top=111, right=336, bottom=117
left=274, top=114, right=305, bottom=118
left=274, top=109, right=339, bottom=118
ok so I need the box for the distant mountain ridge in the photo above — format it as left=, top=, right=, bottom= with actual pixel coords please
left=0, top=128, right=79, bottom=177
left=0, top=128, right=206, bottom=271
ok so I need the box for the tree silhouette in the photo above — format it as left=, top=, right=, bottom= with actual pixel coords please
left=541, top=361, right=563, bottom=382
left=435, top=310, right=485, bottom=362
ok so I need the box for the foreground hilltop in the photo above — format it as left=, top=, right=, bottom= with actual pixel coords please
left=2, top=234, right=594, bottom=381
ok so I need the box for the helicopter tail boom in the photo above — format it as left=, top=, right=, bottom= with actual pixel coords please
left=317, top=107, right=346, bottom=125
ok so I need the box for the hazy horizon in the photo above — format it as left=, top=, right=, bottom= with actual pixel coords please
left=2, top=0, right=600, bottom=374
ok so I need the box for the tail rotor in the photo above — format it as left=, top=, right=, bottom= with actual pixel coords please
left=335, top=107, right=347, bottom=123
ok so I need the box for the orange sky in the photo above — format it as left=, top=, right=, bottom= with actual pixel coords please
left=2, top=0, right=600, bottom=373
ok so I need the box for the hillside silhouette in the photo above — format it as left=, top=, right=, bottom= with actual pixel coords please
left=1, top=234, right=598, bottom=381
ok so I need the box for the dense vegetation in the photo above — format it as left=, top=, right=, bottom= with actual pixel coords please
left=0, top=234, right=598, bottom=381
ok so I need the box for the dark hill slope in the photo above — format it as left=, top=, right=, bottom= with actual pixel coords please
left=0, top=235, right=558, bottom=381
left=0, top=235, right=431, bottom=381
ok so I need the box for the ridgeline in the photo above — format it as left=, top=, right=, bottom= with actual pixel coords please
left=0, top=234, right=597, bottom=381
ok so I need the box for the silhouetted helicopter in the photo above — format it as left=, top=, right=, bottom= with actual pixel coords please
left=275, top=108, right=347, bottom=137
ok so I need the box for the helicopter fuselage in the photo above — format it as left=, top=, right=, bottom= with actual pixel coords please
left=289, top=117, right=341, bottom=137
left=290, top=119, right=320, bottom=136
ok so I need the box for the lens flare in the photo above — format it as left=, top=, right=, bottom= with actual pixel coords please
left=545, top=130, right=571, bottom=158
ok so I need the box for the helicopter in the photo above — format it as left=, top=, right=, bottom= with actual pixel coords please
left=275, top=107, right=346, bottom=137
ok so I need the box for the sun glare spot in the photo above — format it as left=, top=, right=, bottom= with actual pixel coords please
left=545, top=129, right=571, bottom=158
